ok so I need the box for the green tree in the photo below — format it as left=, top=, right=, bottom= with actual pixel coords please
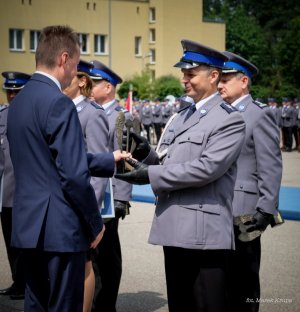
left=203, top=0, right=300, bottom=99
left=118, top=71, right=183, bottom=101
left=153, top=75, right=184, bottom=99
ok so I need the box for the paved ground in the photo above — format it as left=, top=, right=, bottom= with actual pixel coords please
left=0, top=151, right=299, bottom=311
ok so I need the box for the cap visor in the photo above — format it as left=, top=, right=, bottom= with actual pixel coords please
left=173, top=61, right=200, bottom=69
left=3, top=85, right=24, bottom=90
left=221, top=69, right=239, bottom=74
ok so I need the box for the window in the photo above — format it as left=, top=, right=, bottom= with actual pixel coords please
left=149, top=29, right=156, bottom=43
left=94, top=34, right=107, bottom=54
left=78, top=33, right=89, bottom=54
left=135, top=36, right=142, bottom=56
left=9, top=29, right=24, bottom=51
left=149, top=49, right=156, bottom=64
left=149, top=7, right=156, bottom=22
left=30, top=30, right=40, bottom=51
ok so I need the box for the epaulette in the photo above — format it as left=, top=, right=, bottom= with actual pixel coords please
left=220, top=102, right=237, bottom=114
left=90, top=101, right=104, bottom=110
left=253, top=100, right=268, bottom=109
left=115, top=106, right=129, bottom=113
left=0, top=104, right=9, bottom=112
left=177, top=105, right=190, bottom=113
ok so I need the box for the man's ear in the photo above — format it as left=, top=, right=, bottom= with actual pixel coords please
left=59, top=51, right=69, bottom=66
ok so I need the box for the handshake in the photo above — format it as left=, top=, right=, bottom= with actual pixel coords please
left=115, top=158, right=150, bottom=185
left=115, top=132, right=152, bottom=185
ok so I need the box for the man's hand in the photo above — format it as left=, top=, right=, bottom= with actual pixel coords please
left=122, top=132, right=151, bottom=161
left=114, top=200, right=130, bottom=220
left=113, top=150, right=131, bottom=162
left=90, top=225, right=105, bottom=249
left=115, top=158, right=150, bottom=185
left=244, top=209, right=273, bottom=233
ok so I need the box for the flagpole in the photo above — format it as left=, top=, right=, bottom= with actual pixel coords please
left=129, top=83, right=133, bottom=114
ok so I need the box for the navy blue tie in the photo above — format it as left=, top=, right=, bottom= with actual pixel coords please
left=184, top=104, right=196, bottom=122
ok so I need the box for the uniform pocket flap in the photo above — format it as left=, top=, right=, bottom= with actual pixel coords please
left=201, top=204, right=221, bottom=215
left=179, top=203, right=220, bottom=215
left=178, top=132, right=204, bottom=144
left=234, top=180, right=258, bottom=193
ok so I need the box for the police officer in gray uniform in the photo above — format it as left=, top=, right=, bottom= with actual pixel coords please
left=152, top=98, right=163, bottom=143
left=268, top=97, right=281, bottom=127
left=64, top=60, right=110, bottom=207
left=281, top=97, right=294, bottom=152
left=140, top=100, right=153, bottom=142
left=89, top=60, right=133, bottom=312
left=63, top=60, right=110, bottom=311
left=218, top=52, right=282, bottom=312
left=116, top=40, right=246, bottom=312
left=0, top=71, right=31, bottom=299
left=161, top=101, right=173, bottom=127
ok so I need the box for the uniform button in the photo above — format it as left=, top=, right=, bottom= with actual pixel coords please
left=167, top=155, right=170, bottom=158
left=199, top=204, right=203, bottom=208
left=240, top=185, right=243, bottom=189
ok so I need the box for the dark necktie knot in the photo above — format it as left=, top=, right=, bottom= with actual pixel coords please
left=184, top=104, right=196, bottom=122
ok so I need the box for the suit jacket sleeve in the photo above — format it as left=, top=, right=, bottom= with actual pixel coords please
left=47, top=97, right=106, bottom=240
left=253, top=109, right=282, bottom=214
left=149, top=113, right=245, bottom=195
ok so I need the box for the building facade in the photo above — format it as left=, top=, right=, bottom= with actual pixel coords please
left=0, top=0, right=225, bottom=103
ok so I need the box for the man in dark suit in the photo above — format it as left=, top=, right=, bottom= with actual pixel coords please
left=0, top=71, right=31, bottom=300
left=7, top=25, right=129, bottom=312
left=218, top=52, right=282, bottom=312
left=116, top=40, right=246, bottom=312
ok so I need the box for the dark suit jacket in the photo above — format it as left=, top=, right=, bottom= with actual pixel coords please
left=7, top=73, right=114, bottom=252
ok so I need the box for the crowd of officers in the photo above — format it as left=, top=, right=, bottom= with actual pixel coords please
left=129, top=95, right=300, bottom=151
left=267, top=97, right=300, bottom=152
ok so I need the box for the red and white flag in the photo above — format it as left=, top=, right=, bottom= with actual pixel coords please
left=125, top=84, right=133, bottom=114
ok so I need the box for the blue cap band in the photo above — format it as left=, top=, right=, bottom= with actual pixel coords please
left=5, top=78, right=29, bottom=85
left=182, top=51, right=224, bottom=68
left=90, top=68, right=118, bottom=86
left=223, top=61, right=253, bottom=78
left=77, top=64, right=92, bottom=75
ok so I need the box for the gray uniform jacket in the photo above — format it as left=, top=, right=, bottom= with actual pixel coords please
left=141, top=105, right=153, bottom=126
left=270, top=106, right=282, bottom=127
left=281, top=106, right=294, bottom=127
left=292, top=105, right=299, bottom=127
left=76, top=98, right=109, bottom=207
left=105, top=100, right=132, bottom=202
left=161, top=104, right=173, bottom=124
left=0, top=106, right=15, bottom=207
left=152, top=105, right=163, bottom=123
left=145, top=93, right=245, bottom=250
left=232, top=95, right=282, bottom=217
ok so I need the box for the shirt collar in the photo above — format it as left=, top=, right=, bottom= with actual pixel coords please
left=231, top=94, right=249, bottom=107
left=73, top=95, right=86, bottom=105
left=102, top=99, right=115, bottom=111
left=195, top=92, right=218, bottom=110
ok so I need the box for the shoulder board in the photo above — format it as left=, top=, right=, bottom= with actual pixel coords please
left=90, top=101, right=104, bottom=110
left=177, top=105, right=190, bottom=113
left=220, top=102, right=237, bottom=114
left=253, top=100, right=268, bottom=109
left=0, top=104, right=9, bottom=112
left=115, top=106, right=129, bottom=113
